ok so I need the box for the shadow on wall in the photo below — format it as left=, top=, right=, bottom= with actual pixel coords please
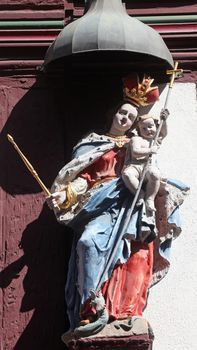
left=0, top=72, right=125, bottom=350
left=0, top=204, right=72, bottom=350
left=0, top=73, right=74, bottom=350
left=0, top=75, right=66, bottom=195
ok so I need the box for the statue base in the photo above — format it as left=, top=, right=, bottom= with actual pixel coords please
left=62, top=317, right=154, bottom=350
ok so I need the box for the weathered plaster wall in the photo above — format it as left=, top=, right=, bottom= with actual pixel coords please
left=144, top=83, right=197, bottom=350
left=0, top=75, right=73, bottom=350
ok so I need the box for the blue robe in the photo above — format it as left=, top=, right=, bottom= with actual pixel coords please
left=52, top=133, right=189, bottom=330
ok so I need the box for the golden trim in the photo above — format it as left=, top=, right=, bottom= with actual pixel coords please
left=105, top=133, right=129, bottom=148
left=60, top=182, right=78, bottom=209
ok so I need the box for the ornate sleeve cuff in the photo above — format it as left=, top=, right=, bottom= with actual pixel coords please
left=61, top=177, right=88, bottom=210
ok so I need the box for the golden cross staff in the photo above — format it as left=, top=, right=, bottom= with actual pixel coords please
left=96, top=61, right=183, bottom=292
left=152, top=61, right=183, bottom=146
left=167, top=61, right=183, bottom=88
left=7, top=134, right=60, bottom=210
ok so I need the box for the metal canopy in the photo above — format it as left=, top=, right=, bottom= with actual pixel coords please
left=44, top=0, right=173, bottom=71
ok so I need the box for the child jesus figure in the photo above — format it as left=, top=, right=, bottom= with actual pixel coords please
left=122, top=109, right=169, bottom=213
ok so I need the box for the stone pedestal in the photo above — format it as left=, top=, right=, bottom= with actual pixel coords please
left=63, top=317, right=154, bottom=350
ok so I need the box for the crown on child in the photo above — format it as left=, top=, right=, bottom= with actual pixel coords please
left=123, top=75, right=159, bottom=107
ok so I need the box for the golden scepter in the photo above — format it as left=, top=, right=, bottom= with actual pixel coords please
left=7, top=134, right=60, bottom=209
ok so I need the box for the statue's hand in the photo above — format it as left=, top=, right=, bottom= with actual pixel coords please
left=46, top=191, right=66, bottom=210
left=160, top=108, right=170, bottom=120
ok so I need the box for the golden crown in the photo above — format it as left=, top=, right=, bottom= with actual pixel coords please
left=123, top=75, right=159, bottom=107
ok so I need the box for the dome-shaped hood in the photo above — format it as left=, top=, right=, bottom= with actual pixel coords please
left=44, top=0, right=173, bottom=71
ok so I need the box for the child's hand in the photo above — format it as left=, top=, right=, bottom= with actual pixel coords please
left=150, top=145, right=158, bottom=154
left=160, top=108, right=170, bottom=120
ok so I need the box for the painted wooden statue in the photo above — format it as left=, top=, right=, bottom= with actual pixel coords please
left=47, top=75, right=188, bottom=340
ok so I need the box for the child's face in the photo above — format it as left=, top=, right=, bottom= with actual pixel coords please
left=138, top=118, right=157, bottom=139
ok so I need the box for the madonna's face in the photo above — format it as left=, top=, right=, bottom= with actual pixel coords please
left=111, top=103, right=138, bottom=134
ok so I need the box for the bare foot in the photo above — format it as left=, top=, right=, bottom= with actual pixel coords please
left=136, top=198, right=144, bottom=207
left=79, top=315, right=95, bottom=326
left=145, top=199, right=156, bottom=213
left=79, top=319, right=91, bottom=326
left=136, top=190, right=145, bottom=207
